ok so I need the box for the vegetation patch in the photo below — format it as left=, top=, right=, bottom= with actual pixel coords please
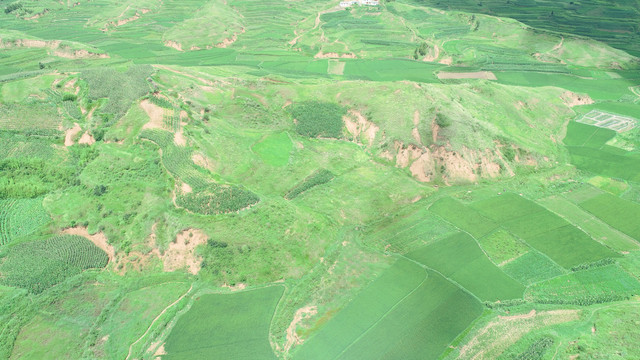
left=163, top=286, right=283, bottom=359
left=294, top=259, right=482, bottom=359
left=0, top=235, right=108, bottom=293
left=526, top=265, right=640, bottom=305
left=579, top=192, right=640, bottom=242
left=0, top=198, right=50, bottom=246
left=430, top=197, right=498, bottom=238
left=290, top=101, right=346, bottom=138
left=285, top=169, right=334, bottom=200
left=252, top=132, right=293, bottom=167
left=406, top=232, right=525, bottom=301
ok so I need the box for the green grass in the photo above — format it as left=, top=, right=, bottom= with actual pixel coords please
left=406, top=232, right=525, bottom=301
left=0, top=235, right=109, bottom=293
left=0, top=198, right=50, bottom=246
left=252, top=132, right=293, bottom=167
left=526, top=265, right=640, bottom=305
left=429, top=197, right=498, bottom=238
left=163, top=285, right=284, bottom=359
left=525, top=225, right=619, bottom=269
left=579, top=193, right=640, bottom=242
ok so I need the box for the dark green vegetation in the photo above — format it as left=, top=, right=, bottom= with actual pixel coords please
left=285, top=169, right=335, bottom=200
left=0, top=235, right=108, bottom=293
left=0, top=0, right=640, bottom=359
left=163, top=286, right=283, bottom=359
left=290, top=101, right=346, bottom=138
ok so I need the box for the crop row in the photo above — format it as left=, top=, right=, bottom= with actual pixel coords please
left=0, top=235, right=108, bottom=293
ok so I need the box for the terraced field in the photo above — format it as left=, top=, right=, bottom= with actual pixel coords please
left=1, top=0, right=640, bottom=358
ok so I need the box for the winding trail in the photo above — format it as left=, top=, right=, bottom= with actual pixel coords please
left=125, top=284, right=195, bottom=360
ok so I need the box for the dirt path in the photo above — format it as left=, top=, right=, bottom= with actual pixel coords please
left=125, top=284, right=194, bottom=360
left=153, top=65, right=215, bottom=86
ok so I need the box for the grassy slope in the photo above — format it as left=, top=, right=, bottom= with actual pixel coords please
left=0, top=0, right=639, bottom=359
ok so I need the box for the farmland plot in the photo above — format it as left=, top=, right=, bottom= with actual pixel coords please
left=471, top=194, right=618, bottom=269
left=294, top=259, right=483, bottom=359
left=163, top=285, right=284, bottom=359
left=526, top=265, right=640, bottom=305
left=577, top=110, right=637, bottom=132
left=406, top=232, right=525, bottom=301
left=579, top=193, right=640, bottom=242
left=429, top=197, right=497, bottom=238
left=0, top=198, right=50, bottom=246
left=0, top=235, right=109, bottom=293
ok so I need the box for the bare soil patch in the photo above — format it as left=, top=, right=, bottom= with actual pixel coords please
left=314, top=51, right=356, bottom=59
left=343, top=110, right=378, bottom=145
left=164, top=41, right=183, bottom=51
left=78, top=131, right=96, bottom=145
left=284, top=306, right=318, bottom=353
left=457, top=309, right=579, bottom=359
left=140, top=100, right=165, bottom=129
left=437, top=71, right=496, bottom=80
left=192, top=153, right=214, bottom=171
left=64, top=123, right=82, bottom=146
left=162, top=229, right=208, bottom=275
left=62, top=227, right=115, bottom=263
left=173, top=130, right=186, bottom=146
left=561, top=91, right=594, bottom=107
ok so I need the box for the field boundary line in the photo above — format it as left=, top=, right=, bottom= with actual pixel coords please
left=539, top=195, right=640, bottom=250
left=331, top=266, right=429, bottom=360
left=125, top=283, right=195, bottom=360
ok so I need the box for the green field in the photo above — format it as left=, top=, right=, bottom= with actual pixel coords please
left=579, top=193, right=640, bottom=242
left=1, top=0, right=640, bottom=358
left=163, top=286, right=284, bottom=359
left=0, top=198, right=50, bottom=246
left=429, top=197, right=498, bottom=238
left=252, top=132, right=293, bottom=167
left=471, top=194, right=618, bottom=269
left=0, top=235, right=108, bottom=293
left=294, top=259, right=483, bottom=359
left=406, top=232, right=525, bottom=301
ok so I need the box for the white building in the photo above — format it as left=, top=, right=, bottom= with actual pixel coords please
left=340, top=0, right=379, bottom=8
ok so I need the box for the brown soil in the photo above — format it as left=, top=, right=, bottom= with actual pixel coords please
left=173, top=130, right=186, bottom=146
left=192, top=153, right=214, bottom=171
left=53, top=49, right=109, bottom=59
left=314, top=51, right=356, bottom=59
left=284, top=306, right=318, bottom=353
left=437, top=71, right=496, bottom=80
left=343, top=110, right=379, bottom=145
left=164, top=41, right=183, bottom=51
left=64, top=123, right=82, bottom=146
left=140, top=100, right=165, bottom=129
left=162, top=229, right=208, bottom=275
left=181, top=182, right=192, bottom=194
left=422, top=44, right=440, bottom=62
left=78, top=131, right=96, bottom=145
left=216, top=28, right=245, bottom=48
left=222, top=283, right=246, bottom=291
left=62, top=227, right=115, bottom=263
left=457, top=309, right=579, bottom=359
left=561, top=91, right=594, bottom=107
